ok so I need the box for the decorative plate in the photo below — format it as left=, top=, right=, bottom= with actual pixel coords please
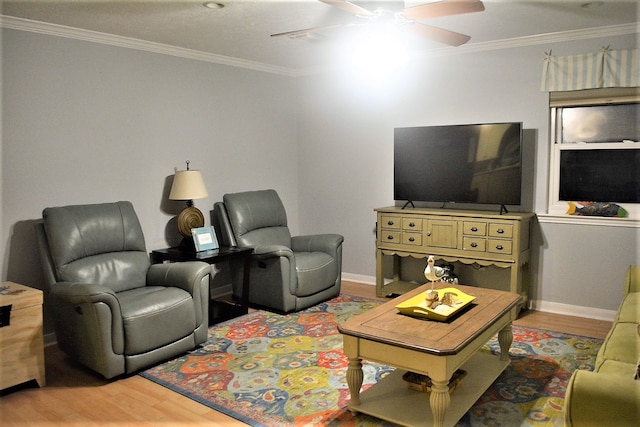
left=395, top=287, right=476, bottom=321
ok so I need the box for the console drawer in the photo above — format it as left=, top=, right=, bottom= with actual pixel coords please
left=380, top=215, right=401, bottom=230
left=381, top=231, right=401, bottom=243
left=489, top=224, right=513, bottom=238
left=402, top=218, right=422, bottom=231
left=488, top=239, right=513, bottom=255
left=463, top=221, right=487, bottom=236
left=402, top=232, right=422, bottom=246
left=463, top=237, right=487, bottom=252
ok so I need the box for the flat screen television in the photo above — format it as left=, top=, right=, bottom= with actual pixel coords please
left=394, top=122, right=523, bottom=211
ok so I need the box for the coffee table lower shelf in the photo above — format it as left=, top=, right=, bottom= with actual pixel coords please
left=349, top=351, right=509, bottom=427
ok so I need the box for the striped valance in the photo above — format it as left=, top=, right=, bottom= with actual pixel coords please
left=541, top=47, right=639, bottom=92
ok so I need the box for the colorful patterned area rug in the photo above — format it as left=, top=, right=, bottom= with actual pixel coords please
left=140, top=295, right=602, bottom=426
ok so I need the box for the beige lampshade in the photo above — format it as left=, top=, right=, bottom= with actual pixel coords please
left=169, top=170, right=208, bottom=200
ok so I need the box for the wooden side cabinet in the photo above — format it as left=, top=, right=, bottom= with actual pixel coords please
left=375, top=207, right=534, bottom=306
left=0, top=282, right=46, bottom=390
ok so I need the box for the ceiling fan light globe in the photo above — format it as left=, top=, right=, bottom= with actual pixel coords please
left=350, top=31, right=408, bottom=80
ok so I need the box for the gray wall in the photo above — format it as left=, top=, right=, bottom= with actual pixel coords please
left=2, top=27, right=638, bottom=339
left=296, top=34, right=639, bottom=316
left=1, top=30, right=300, bottom=335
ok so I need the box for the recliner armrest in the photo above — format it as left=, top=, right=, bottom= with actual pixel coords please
left=50, top=282, right=123, bottom=325
left=51, top=281, right=119, bottom=306
left=292, top=234, right=344, bottom=257
left=147, top=261, right=210, bottom=295
left=253, top=245, right=294, bottom=260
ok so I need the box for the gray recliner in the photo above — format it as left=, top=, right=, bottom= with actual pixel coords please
left=213, top=189, right=344, bottom=313
left=35, top=201, right=210, bottom=379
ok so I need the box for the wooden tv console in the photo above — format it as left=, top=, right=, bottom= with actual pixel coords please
left=375, top=207, right=534, bottom=306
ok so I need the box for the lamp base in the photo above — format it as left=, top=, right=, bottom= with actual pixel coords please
left=178, top=236, right=197, bottom=252
left=177, top=206, right=205, bottom=237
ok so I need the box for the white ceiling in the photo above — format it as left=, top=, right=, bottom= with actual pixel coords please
left=2, top=1, right=639, bottom=73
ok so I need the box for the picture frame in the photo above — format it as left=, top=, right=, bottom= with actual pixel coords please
left=191, top=226, right=219, bottom=252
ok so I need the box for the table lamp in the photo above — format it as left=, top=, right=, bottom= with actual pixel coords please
left=169, top=161, right=208, bottom=241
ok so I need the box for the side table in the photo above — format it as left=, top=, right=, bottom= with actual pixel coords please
left=0, top=281, right=46, bottom=390
left=151, top=246, right=253, bottom=325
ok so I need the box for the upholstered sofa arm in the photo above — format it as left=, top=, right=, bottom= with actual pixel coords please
left=565, top=369, right=640, bottom=427
left=625, top=265, right=640, bottom=294
left=253, top=244, right=294, bottom=260
left=147, top=261, right=210, bottom=295
left=292, top=234, right=344, bottom=257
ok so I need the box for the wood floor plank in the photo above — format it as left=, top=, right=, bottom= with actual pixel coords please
left=0, top=281, right=612, bottom=426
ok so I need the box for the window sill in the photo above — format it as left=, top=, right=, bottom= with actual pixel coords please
left=537, top=213, right=640, bottom=228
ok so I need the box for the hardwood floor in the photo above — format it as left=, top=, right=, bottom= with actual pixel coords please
left=0, top=281, right=612, bottom=426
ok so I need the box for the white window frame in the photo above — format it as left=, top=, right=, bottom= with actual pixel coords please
left=545, top=88, right=640, bottom=226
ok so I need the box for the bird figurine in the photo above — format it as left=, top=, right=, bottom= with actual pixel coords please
left=424, top=255, right=448, bottom=289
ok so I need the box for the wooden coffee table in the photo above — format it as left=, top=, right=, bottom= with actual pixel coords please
left=338, top=283, right=521, bottom=427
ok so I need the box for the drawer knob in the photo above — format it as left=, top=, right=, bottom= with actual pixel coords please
left=497, top=228, right=504, bottom=234
left=387, top=221, right=394, bottom=226
left=471, top=242, right=478, bottom=248
left=471, top=227, right=478, bottom=232
left=409, top=222, right=415, bottom=227
left=408, top=237, right=415, bottom=242
left=496, top=245, right=504, bottom=250
left=387, top=235, right=394, bottom=240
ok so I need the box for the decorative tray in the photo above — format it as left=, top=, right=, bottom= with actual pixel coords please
left=395, top=287, right=476, bottom=321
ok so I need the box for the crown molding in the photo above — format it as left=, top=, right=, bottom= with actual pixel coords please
left=295, top=23, right=640, bottom=76
left=2, top=15, right=638, bottom=78
left=0, top=15, right=298, bottom=77
left=423, top=22, right=640, bottom=58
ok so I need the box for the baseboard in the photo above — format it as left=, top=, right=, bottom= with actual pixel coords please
left=529, top=300, right=616, bottom=322
left=341, top=272, right=376, bottom=285
left=341, top=273, right=617, bottom=321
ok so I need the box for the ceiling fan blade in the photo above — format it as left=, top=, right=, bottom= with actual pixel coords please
left=403, top=0, right=484, bottom=21
left=318, top=0, right=375, bottom=17
left=405, top=22, right=471, bottom=46
left=271, top=23, right=357, bottom=39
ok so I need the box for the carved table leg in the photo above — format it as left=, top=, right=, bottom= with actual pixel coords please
left=346, top=357, right=364, bottom=411
left=498, top=323, right=513, bottom=361
left=429, top=379, right=450, bottom=427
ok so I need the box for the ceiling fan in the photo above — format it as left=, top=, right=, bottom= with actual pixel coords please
left=271, top=0, right=485, bottom=47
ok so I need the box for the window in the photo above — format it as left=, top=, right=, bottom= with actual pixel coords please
left=548, top=88, right=640, bottom=222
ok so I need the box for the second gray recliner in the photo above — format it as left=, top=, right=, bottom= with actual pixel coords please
left=213, top=189, right=343, bottom=313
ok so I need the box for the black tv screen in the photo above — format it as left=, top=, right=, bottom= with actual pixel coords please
left=394, top=122, right=523, bottom=206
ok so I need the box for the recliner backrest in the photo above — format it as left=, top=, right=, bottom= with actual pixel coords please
left=42, top=201, right=149, bottom=292
left=222, top=190, right=291, bottom=248
left=212, top=202, right=237, bottom=247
